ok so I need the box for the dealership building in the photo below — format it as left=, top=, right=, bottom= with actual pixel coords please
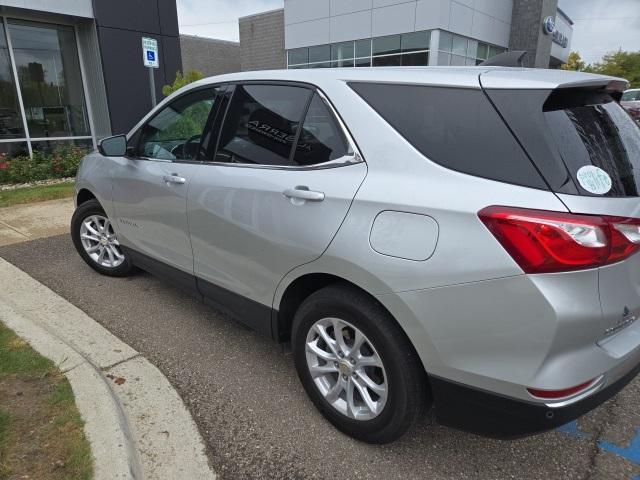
left=240, top=0, right=573, bottom=71
left=0, top=0, right=572, bottom=158
left=0, top=0, right=183, bottom=157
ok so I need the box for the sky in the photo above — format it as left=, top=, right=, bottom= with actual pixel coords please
left=177, top=0, right=640, bottom=65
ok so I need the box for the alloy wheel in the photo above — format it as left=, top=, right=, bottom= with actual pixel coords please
left=305, top=317, right=388, bottom=421
left=79, top=215, right=124, bottom=268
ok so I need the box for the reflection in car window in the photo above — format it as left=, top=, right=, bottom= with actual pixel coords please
left=214, top=84, right=311, bottom=166
left=138, top=88, right=217, bottom=161
left=293, top=93, right=349, bottom=166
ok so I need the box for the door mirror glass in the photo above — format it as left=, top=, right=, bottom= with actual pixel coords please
left=99, top=135, right=127, bottom=157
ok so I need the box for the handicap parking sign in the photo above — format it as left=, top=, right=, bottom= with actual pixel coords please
left=142, top=37, right=159, bottom=68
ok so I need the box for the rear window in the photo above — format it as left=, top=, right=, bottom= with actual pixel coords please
left=349, top=82, right=547, bottom=189
left=543, top=90, right=640, bottom=197
left=622, top=91, right=640, bottom=101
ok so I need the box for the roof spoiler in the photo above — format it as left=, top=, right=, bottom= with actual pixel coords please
left=479, top=51, right=527, bottom=68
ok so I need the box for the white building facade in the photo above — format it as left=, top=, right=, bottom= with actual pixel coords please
left=279, top=0, right=572, bottom=70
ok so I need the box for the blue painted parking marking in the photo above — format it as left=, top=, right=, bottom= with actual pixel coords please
left=599, top=428, right=640, bottom=464
left=557, top=422, right=640, bottom=477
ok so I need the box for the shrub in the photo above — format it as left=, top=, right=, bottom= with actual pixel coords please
left=0, top=145, right=88, bottom=185
left=162, top=70, right=205, bottom=97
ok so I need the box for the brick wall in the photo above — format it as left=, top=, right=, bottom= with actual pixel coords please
left=509, top=0, right=557, bottom=68
left=180, top=35, right=240, bottom=77
left=239, top=9, right=285, bottom=71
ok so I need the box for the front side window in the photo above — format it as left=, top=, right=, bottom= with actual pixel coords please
left=214, top=84, right=311, bottom=166
left=137, top=88, right=217, bottom=161
left=293, top=93, right=349, bottom=166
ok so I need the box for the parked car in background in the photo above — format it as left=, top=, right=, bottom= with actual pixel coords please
left=621, top=89, right=640, bottom=124
left=71, top=67, right=640, bottom=444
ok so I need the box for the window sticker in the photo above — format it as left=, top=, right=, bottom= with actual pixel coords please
left=576, top=166, right=612, bottom=195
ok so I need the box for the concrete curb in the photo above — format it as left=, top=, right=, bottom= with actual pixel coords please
left=0, top=257, right=216, bottom=480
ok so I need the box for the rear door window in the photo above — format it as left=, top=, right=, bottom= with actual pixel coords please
left=214, top=84, right=311, bottom=166
left=349, top=82, right=547, bottom=189
left=544, top=93, right=640, bottom=197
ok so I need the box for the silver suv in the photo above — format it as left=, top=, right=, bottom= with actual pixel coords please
left=72, top=67, right=640, bottom=443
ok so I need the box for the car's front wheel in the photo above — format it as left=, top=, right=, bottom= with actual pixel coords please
left=292, top=283, right=428, bottom=443
left=71, top=198, right=136, bottom=277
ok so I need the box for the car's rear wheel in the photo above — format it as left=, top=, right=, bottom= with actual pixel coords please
left=71, top=199, right=136, bottom=277
left=292, top=283, right=428, bottom=443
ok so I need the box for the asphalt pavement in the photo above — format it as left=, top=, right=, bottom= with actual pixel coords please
left=2, top=234, right=639, bottom=480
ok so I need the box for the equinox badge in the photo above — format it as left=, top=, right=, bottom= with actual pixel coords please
left=605, top=306, right=637, bottom=336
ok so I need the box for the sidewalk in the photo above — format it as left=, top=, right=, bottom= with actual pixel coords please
left=0, top=198, right=74, bottom=246
left=0, top=257, right=216, bottom=480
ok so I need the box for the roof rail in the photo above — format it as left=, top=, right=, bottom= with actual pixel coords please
left=479, top=51, right=527, bottom=68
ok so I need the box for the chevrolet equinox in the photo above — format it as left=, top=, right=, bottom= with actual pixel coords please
left=71, top=67, right=640, bottom=443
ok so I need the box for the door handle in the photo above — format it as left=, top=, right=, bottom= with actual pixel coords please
left=163, top=174, right=186, bottom=185
left=283, top=187, right=325, bottom=202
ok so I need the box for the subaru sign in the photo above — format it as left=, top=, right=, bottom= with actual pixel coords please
left=542, top=16, right=569, bottom=48
left=142, top=37, right=159, bottom=68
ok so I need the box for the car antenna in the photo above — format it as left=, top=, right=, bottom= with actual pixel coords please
left=479, top=51, right=527, bottom=67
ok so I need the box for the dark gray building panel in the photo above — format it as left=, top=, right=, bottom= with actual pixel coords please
left=509, top=0, right=558, bottom=68
left=92, top=0, right=182, bottom=134
left=180, top=35, right=240, bottom=77
left=239, top=9, right=285, bottom=71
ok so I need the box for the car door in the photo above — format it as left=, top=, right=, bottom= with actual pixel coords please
left=111, top=86, right=221, bottom=279
left=187, top=83, right=367, bottom=331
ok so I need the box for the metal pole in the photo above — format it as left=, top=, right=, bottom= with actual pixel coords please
left=148, top=67, right=156, bottom=108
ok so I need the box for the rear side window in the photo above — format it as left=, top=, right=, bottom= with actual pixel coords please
left=544, top=90, right=640, bottom=197
left=622, top=91, right=640, bottom=101
left=293, top=93, right=349, bottom=166
left=349, top=82, right=547, bottom=189
left=214, top=84, right=311, bottom=166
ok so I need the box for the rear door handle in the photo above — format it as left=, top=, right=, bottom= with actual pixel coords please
left=283, top=187, right=325, bottom=202
left=163, top=174, right=186, bottom=185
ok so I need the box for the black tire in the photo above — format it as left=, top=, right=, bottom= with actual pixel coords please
left=71, top=199, right=136, bottom=277
left=292, top=283, right=428, bottom=443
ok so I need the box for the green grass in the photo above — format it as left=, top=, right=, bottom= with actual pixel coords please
left=0, top=182, right=74, bottom=208
left=0, top=323, right=93, bottom=480
left=0, top=327, right=53, bottom=378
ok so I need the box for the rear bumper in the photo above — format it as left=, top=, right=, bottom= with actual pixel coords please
left=430, top=359, right=640, bottom=439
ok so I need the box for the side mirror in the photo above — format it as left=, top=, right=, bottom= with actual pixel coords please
left=98, top=135, right=127, bottom=157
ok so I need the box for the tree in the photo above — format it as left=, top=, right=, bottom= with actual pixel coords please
left=585, top=50, right=640, bottom=88
left=162, top=70, right=205, bottom=97
left=561, top=51, right=586, bottom=72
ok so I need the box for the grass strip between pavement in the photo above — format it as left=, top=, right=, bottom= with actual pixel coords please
left=0, top=182, right=74, bottom=208
left=0, top=321, right=93, bottom=480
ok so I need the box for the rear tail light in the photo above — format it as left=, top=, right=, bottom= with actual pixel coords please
left=527, top=378, right=598, bottom=400
left=478, top=206, right=640, bottom=274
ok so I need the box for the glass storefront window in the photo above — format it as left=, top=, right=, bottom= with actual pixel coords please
left=401, top=51, right=429, bottom=66
left=0, top=22, right=24, bottom=139
left=372, top=35, right=400, bottom=56
left=372, top=54, right=401, bottom=66
left=309, top=44, right=330, bottom=64
left=9, top=20, right=90, bottom=139
left=401, top=31, right=430, bottom=53
left=0, top=141, right=28, bottom=157
left=452, top=36, right=467, bottom=56
left=331, top=42, right=354, bottom=61
left=288, top=47, right=308, bottom=66
left=31, top=137, right=92, bottom=155
left=355, top=39, right=371, bottom=59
